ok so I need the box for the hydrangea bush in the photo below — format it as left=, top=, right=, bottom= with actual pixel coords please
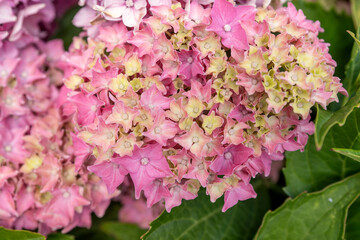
left=1, top=0, right=359, bottom=239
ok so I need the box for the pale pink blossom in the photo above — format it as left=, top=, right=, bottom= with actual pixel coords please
left=210, top=144, right=253, bottom=175
left=207, top=0, right=255, bottom=49
left=222, top=181, right=256, bottom=212
left=164, top=183, right=197, bottom=212
left=38, top=186, right=90, bottom=230
left=88, top=161, right=128, bottom=194
left=114, top=144, right=172, bottom=198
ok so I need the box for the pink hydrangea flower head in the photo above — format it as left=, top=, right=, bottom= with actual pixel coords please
left=55, top=0, right=347, bottom=217
left=88, top=160, right=128, bottom=194
left=0, top=0, right=122, bottom=233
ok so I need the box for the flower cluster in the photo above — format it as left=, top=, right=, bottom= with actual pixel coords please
left=73, top=0, right=285, bottom=31
left=62, top=0, right=346, bottom=213
left=0, top=0, right=118, bottom=234
left=0, top=0, right=57, bottom=45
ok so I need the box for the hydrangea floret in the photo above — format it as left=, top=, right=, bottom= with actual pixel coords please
left=62, top=0, right=346, bottom=214
left=0, top=0, right=118, bottom=234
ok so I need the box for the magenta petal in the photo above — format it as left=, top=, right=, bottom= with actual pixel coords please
left=130, top=167, right=155, bottom=199
left=88, top=161, right=127, bottom=194
left=221, top=23, right=249, bottom=50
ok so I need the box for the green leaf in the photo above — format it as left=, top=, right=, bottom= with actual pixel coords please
left=341, top=27, right=360, bottom=107
left=254, top=173, right=360, bottom=240
left=351, top=0, right=360, bottom=28
left=293, top=0, right=354, bottom=80
left=100, top=222, right=146, bottom=240
left=314, top=88, right=360, bottom=150
left=142, top=184, right=270, bottom=240
left=0, top=227, right=45, bottom=240
left=347, top=30, right=360, bottom=47
left=47, top=233, right=74, bottom=240
left=332, top=148, right=360, bottom=162
left=284, top=108, right=360, bottom=197
left=346, top=198, right=360, bottom=239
